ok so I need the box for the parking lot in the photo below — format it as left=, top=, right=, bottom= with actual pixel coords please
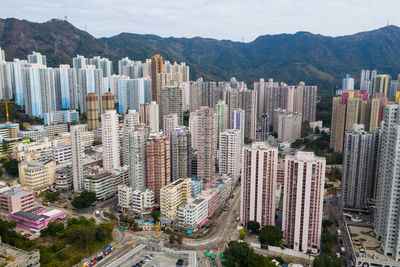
left=120, top=250, right=186, bottom=267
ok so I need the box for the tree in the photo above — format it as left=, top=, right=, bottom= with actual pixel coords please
left=247, top=221, right=260, bottom=234
left=258, top=225, right=283, bottom=246
left=92, top=140, right=102, bottom=146
left=71, top=190, right=97, bottom=209
left=169, top=234, right=175, bottom=244
left=45, top=191, right=60, bottom=201
left=151, top=207, right=161, bottom=223
left=224, top=241, right=275, bottom=267
left=301, top=122, right=313, bottom=138
left=176, top=234, right=183, bottom=244
left=238, top=229, right=246, bottom=240
left=3, top=159, right=19, bottom=176
left=313, top=253, right=342, bottom=267
left=322, top=219, right=333, bottom=229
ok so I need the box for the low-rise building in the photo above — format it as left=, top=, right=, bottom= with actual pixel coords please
left=132, top=189, right=155, bottom=212
left=0, top=123, right=19, bottom=141
left=160, top=178, right=191, bottom=222
left=118, top=185, right=132, bottom=209
left=45, top=124, right=68, bottom=137
left=191, top=178, right=202, bottom=198
left=12, top=139, right=52, bottom=163
left=44, top=110, right=79, bottom=125
left=84, top=171, right=117, bottom=200
left=177, top=197, right=208, bottom=230
left=198, top=188, right=220, bottom=217
left=19, top=126, right=47, bottom=142
left=55, top=167, right=72, bottom=191
left=0, top=187, right=35, bottom=214
left=19, top=160, right=56, bottom=192
left=0, top=241, right=40, bottom=267
left=113, top=165, right=130, bottom=186
left=9, top=206, right=66, bottom=233
left=52, top=145, right=72, bottom=164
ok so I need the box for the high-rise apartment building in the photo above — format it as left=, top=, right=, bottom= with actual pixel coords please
left=224, top=88, right=257, bottom=141
left=342, top=74, right=355, bottom=91
left=102, top=110, right=120, bottom=171
left=78, top=66, right=103, bottom=112
left=231, top=109, right=245, bottom=145
left=101, top=92, right=115, bottom=113
left=215, top=100, right=228, bottom=137
left=129, top=124, right=150, bottom=191
left=117, top=77, right=151, bottom=114
left=240, top=142, right=278, bottom=227
left=122, top=110, right=140, bottom=166
left=219, top=129, right=241, bottom=178
left=54, top=65, right=78, bottom=110
left=273, top=108, right=302, bottom=142
left=71, top=124, right=87, bottom=192
left=0, top=47, right=5, bottom=62
left=341, top=125, right=380, bottom=208
left=374, top=103, right=400, bottom=260
left=86, top=93, right=99, bottom=131
left=27, top=51, right=46, bottom=66
left=146, top=132, right=171, bottom=203
left=171, top=127, right=191, bottom=182
left=89, top=56, right=113, bottom=78
left=151, top=54, right=163, bottom=102
left=196, top=107, right=216, bottom=184
left=163, top=113, right=179, bottom=141
left=160, top=86, right=183, bottom=128
left=140, top=101, right=160, bottom=133
left=72, top=54, right=88, bottom=70
left=282, top=152, right=325, bottom=253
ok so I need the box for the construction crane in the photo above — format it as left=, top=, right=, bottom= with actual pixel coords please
left=0, top=100, right=15, bottom=122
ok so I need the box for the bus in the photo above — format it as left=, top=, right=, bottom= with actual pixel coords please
left=211, top=253, right=215, bottom=260
left=221, top=252, right=224, bottom=258
left=120, top=226, right=127, bottom=230
left=205, top=251, right=210, bottom=257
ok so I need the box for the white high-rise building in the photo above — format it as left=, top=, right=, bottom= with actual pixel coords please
left=89, top=56, right=113, bottom=78
left=122, top=110, right=140, bottom=166
left=240, top=142, right=278, bottom=227
left=282, top=152, right=326, bottom=253
left=118, top=184, right=133, bottom=209
left=219, top=129, right=242, bottom=178
left=342, top=74, right=355, bottom=91
left=28, top=51, right=46, bottom=66
left=273, top=108, right=302, bottom=142
left=374, top=103, right=400, bottom=260
left=71, top=124, right=87, bottom=192
left=149, top=101, right=159, bottom=133
left=102, top=110, right=120, bottom=171
left=0, top=47, right=5, bottom=62
left=342, top=125, right=380, bottom=208
left=78, top=66, right=103, bottom=112
left=163, top=113, right=179, bottom=141
left=129, top=125, right=149, bottom=191
left=72, top=54, right=88, bottom=70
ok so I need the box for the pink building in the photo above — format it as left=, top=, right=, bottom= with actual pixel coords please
left=10, top=206, right=66, bottom=233
left=240, top=142, right=278, bottom=227
left=0, top=187, right=35, bottom=214
left=282, top=152, right=325, bottom=253
left=199, top=188, right=221, bottom=217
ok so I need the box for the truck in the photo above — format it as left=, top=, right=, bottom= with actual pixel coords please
left=337, top=229, right=341, bottom=236
left=95, top=210, right=100, bottom=216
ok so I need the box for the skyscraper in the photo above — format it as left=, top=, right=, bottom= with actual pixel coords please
left=89, top=56, right=113, bottom=78
left=197, top=106, right=216, bottom=184
left=240, top=142, right=278, bottom=227
left=71, top=124, right=87, bottom=192
left=86, top=93, right=99, bottom=131
left=0, top=47, right=5, bottom=62
left=129, top=124, right=150, bottom=191
left=140, top=101, right=160, bottom=133
left=27, top=51, right=46, bottom=66
left=224, top=88, right=257, bottom=141
left=282, top=152, right=325, bottom=253
left=231, top=109, right=245, bottom=145
left=171, top=126, right=191, bottom=182
left=273, top=109, right=302, bottom=142
left=215, top=100, right=228, bottom=138
left=151, top=54, right=163, bottom=102
left=122, top=110, right=140, bottom=166
left=117, top=77, right=151, bottom=114
left=374, top=103, right=400, bottom=260
left=54, top=65, right=78, bottom=110
left=160, top=86, right=183, bottom=128
left=72, top=55, right=88, bottom=70
left=341, top=125, right=380, bottom=208
left=102, top=110, right=120, bottom=171
left=146, top=132, right=171, bottom=203
left=219, top=129, right=241, bottom=178
left=163, top=113, right=179, bottom=141
left=101, top=92, right=115, bottom=113
left=78, top=66, right=103, bottom=113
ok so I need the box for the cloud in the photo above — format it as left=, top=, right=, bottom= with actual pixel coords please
left=1, top=0, right=399, bottom=41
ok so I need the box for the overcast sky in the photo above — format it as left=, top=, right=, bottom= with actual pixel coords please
left=1, top=0, right=399, bottom=42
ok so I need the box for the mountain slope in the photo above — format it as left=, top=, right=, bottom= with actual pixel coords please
left=1, top=18, right=400, bottom=91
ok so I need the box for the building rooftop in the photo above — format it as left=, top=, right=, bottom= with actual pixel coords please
left=13, top=211, right=44, bottom=221
left=26, top=206, right=44, bottom=213
left=193, top=198, right=205, bottom=205
left=88, top=171, right=112, bottom=180
left=2, top=188, right=31, bottom=197
left=347, top=225, right=397, bottom=264
left=42, top=209, right=62, bottom=217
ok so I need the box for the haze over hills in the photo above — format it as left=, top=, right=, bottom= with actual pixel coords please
left=1, top=17, right=400, bottom=92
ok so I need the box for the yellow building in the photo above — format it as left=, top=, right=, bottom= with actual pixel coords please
left=160, top=178, right=191, bottom=222
left=19, top=160, right=56, bottom=192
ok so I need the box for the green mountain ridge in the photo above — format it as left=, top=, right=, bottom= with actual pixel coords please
left=1, top=18, right=400, bottom=92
